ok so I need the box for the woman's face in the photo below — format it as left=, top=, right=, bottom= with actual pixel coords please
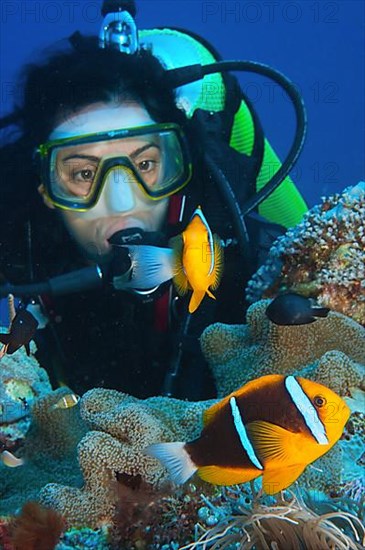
left=39, top=102, right=169, bottom=262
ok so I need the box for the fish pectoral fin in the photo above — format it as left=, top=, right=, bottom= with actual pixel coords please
left=246, top=420, right=296, bottom=465
left=262, top=463, right=307, bottom=494
left=198, top=465, right=261, bottom=486
left=170, top=235, right=190, bottom=296
left=209, top=235, right=224, bottom=291
left=189, top=291, right=205, bottom=313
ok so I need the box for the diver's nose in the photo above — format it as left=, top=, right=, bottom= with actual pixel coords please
left=102, top=167, right=136, bottom=213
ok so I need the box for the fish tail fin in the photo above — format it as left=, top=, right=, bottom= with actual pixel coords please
left=313, top=307, right=330, bottom=318
left=210, top=235, right=224, bottom=291
left=113, top=245, right=174, bottom=290
left=0, top=333, right=11, bottom=345
left=146, top=442, right=197, bottom=485
left=189, top=290, right=206, bottom=313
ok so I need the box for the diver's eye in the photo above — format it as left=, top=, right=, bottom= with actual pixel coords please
left=74, top=168, right=95, bottom=182
left=137, top=160, right=156, bottom=173
left=314, top=395, right=326, bottom=407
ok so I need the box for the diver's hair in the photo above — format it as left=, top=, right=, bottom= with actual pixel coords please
left=13, top=35, right=187, bottom=146
left=0, top=36, right=195, bottom=279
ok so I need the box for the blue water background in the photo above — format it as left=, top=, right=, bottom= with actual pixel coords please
left=0, top=0, right=364, bottom=208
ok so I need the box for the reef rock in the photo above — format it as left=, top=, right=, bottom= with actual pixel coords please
left=246, top=182, right=365, bottom=325
left=0, top=387, right=87, bottom=517
left=0, top=341, right=52, bottom=448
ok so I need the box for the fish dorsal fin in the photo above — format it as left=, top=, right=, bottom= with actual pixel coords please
left=203, top=377, right=280, bottom=427
left=246, top=420, right=296, bottom=466
left=198, top=464, right=261, bottom=486
left=262, top=463, right=307, bottom=494
left=203, top=375, right=287, bottom=427
left=203, top=394, right=232, bottom=426
left=170, top=235, right=189, bottom=295
left=209, top=235, right=224, bottom=291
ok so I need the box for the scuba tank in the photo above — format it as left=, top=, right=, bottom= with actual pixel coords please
left=138, top=27, right=308, bottom=229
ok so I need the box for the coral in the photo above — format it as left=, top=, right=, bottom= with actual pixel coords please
left=55, top=526, right=110, bottom=549
left=0, top=387, right=87, bottom=517
left=0, top=517, right=13, bottom=550
left=110, top=480, right=212, bottom=549
left=246, top=182, right=365, bottom=325
left=182, top=489, right=365, bottom=550
left=39, top=389, right=213, bottom=529
left=201, top=300, right=365, bottom=397
left=9, top=501, right=65, bottom=550
left=0, top=341, right=52, bottom=446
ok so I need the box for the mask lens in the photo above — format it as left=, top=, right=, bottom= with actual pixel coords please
left=50, top=144, right=98, bottom=205
left=42, top=124, right=191, bottom=210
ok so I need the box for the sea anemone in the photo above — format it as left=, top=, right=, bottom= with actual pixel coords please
left=181, top=490, right=365, bottom=550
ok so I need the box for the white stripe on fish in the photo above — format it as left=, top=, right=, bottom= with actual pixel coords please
left=230, top=397, right=263, bottom=470
left=285, top=376, right=328, bottom=445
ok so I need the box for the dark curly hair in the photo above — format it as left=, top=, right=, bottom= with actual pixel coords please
left=0, top=35, right=195, bottom=280
left=18, top=34, right=188, bottom=145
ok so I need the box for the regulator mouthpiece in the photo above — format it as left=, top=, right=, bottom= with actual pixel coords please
left=108, top=228, right=174, bottom=293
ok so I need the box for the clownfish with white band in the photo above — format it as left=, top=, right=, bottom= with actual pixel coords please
left=146, top=374, right=350, bottom=495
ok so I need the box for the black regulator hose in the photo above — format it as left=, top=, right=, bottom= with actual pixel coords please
left=164, top=60, right=307, bottom=215
left=0, top=265, right=104, bottom=299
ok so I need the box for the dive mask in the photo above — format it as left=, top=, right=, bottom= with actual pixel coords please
left=36, top=123, right=192, bottom=211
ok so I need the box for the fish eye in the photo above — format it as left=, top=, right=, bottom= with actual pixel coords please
left=314, top=395, right=326, bottom=407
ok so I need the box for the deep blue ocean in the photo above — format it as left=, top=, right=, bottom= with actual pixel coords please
left=0, top=0, right=364, bottom=207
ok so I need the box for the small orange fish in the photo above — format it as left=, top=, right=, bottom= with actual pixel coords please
left=52, top=393, right=80, bottom=410
left=147, top=374, right=350, bottom=494
left=170, top=207, right=223, bottom=313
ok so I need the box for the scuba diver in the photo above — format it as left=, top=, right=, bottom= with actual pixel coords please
left=0, top=0, right=308, bottom=400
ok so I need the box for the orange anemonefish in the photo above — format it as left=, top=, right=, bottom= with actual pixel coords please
left=170, top=206, right=224, bottom=313
left=146, top=374, right=350, bottom=495
left=52, top=393, right=80, bottom=410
